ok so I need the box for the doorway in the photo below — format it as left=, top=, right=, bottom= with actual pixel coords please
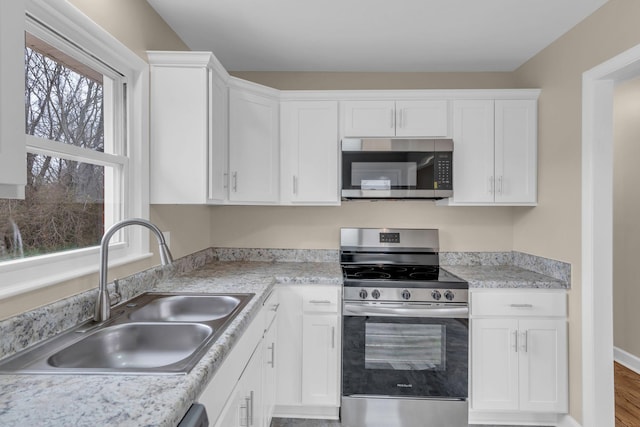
left=582, top=43, right=640, bottom=427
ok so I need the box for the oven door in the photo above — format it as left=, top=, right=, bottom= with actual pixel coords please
left=342, top=302, right=468, bottom=399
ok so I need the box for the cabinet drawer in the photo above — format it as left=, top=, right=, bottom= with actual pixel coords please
left=471, top=291, right=566, bottom=317
left=302, top=286, right=339, bottom=313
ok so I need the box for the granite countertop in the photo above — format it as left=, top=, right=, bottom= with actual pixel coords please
left=0, top=260, right=342, bottom=427
left=0, top=248, right=568, bottom=426
left=445, top=265, right=569, bottom=289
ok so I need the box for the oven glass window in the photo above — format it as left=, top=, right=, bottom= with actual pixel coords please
left=365, top=323, right=446, bottom=371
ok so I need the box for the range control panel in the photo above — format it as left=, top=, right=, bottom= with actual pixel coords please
left=344, top=287, right=468, bottom=304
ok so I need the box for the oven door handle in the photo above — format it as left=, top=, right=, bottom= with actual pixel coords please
left=343, top=302, right=468, bottom=318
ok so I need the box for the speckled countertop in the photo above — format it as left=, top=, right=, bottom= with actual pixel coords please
left=444, top=265, right=568, bottom=289
left=0, top=259, right=342, bottom=427
left=0, top=248, right=568, bottom=427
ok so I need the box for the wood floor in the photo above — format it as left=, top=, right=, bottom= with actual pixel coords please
left=616, top=362, right=640, bottom=426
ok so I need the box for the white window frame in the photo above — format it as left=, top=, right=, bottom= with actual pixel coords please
left=0, top=0, right=151, bottom=299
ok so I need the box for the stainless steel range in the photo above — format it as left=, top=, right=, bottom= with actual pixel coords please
left=340, top=228, right=469, bottom=427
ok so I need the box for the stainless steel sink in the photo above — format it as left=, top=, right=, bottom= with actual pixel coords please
left=0, top=292, right=254, bottom=375
left=129, top=295, right=243, bottom=322
left=48, top=323, right=213, bottom=370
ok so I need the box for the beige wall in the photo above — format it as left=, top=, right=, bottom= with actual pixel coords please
left=513, top=0, right=640, bottom=421
left=231, top=71, right=518, bottom=90
left=613, top=76, right=640, bottom=357
left=209, top=203, right=516, bottom=251
left=68, top=0, right=188, bottom=60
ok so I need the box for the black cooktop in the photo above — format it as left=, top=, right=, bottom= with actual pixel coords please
left=341, top=264, right=468, bottom=289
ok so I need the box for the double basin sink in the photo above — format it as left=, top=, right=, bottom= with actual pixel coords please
left=0, top=292, right=254, bottom=375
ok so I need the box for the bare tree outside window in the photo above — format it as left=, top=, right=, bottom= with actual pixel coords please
left=0, top=36, right=106, bottom=260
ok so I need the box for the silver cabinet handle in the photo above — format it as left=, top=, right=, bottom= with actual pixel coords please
left=309, top=300, right=331, bottom=304
left=512, top=330, right=518, bottom=353
left=240, top=400, right=249, bottom=426
left=293, top=175, right=298, bottom=194
left=497, top=176, right=503, bottom=195
left=520, top=330, right=528, bottom=353
left=223, top=172, right=228, bottom=189
left=248, top=390, right=254, bottom=426
left=268, top=343, right=275, bottom=367
left=232, top=172, right=238, bottom=192
left=489, top=176, right=495, bottom=195
left=510, top=304, right=533, bottom=308
left=331, top=326, right=335, bottom=349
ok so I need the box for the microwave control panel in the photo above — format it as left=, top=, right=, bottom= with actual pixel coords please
left=434, top=152, right=453, bottom=190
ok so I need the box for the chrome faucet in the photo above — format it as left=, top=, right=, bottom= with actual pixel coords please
left=94, top=218, right=173, bottom=322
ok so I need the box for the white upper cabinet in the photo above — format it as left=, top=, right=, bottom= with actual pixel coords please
left=342, top=100, right=449, bottom=137
left=451, top=100, right=495, bottom=204
left=228, top=84, right=280, bottom=204
left=209, top=69, right=229, bottom=203
left=280, top=101, right=339, bottom=205
left=147, top=52, right=538, bottom=208
left=148, top=51, right=228, bottom=204
left=447, top=97, right=538, bottom=206
left=395, top=100, right=449, bottom=137
left=0, top=0, right=26, bottom=199
left=495, top=100, right=537, bottom=204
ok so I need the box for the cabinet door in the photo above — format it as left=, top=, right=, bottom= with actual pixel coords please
left=301, top=313, right=339, bottom=406
left=280, top=101, right=339, bottom=204
left=229, top=88, right=279, bottom=203
left=275, top=286, right=303, bottom=406
left=212, top=380, right=245, bottom=427
left=518, top=318, right=568, bottom=413
left=471, top=318, right=519, bottom=411
left=150, top=64, right=209, bottom=204
left=342, top=100, right=395, bottom=137
left=451, top=100, right=495, bottom=204
left=395, top=100, right=449, bottom=137
left=208, top=69, right=229, bottom=203
left=262, top=317, right=277, bottom=425
left=495, top=100, right=537, bottom=204
left=242, top=345, right=264, bottom=427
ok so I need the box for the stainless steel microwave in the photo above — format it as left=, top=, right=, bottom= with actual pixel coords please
left=341, top=138, right=453, bottom=200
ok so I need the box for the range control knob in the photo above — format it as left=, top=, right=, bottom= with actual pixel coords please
left=401, top=289, right=411, bottom=300
left=431, top=290, right=442, bottom=301
left=444, top=290, right=455, bottom=301
left=372, top=289, right=381, bottom=299
left=359, top=289, right=368, bottom=299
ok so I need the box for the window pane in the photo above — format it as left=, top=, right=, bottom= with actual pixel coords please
left=0, top=154, right=105, bottom=261
left=25, top=33, right=105, bottom=153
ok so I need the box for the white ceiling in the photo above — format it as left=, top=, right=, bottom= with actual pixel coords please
left=146, top=0, right=608, bottom=72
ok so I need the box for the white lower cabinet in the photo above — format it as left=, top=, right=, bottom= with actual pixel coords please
left=470, top=290, right=568, bottom=424
left=213, top=343, right=263, bottom=427
left=200, top=290, right=279, bottom=427
left=262, top=305, right=278, bottom=423
left=275, top=284, right=341, bottom=419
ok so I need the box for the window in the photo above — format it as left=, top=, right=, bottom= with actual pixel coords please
left=0, top=33, right=123, bottom=262
left=0, top=1, right=150, bottom=298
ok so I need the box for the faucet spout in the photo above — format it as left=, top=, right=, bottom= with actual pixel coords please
left=94, top=218, right=173, bottom=322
